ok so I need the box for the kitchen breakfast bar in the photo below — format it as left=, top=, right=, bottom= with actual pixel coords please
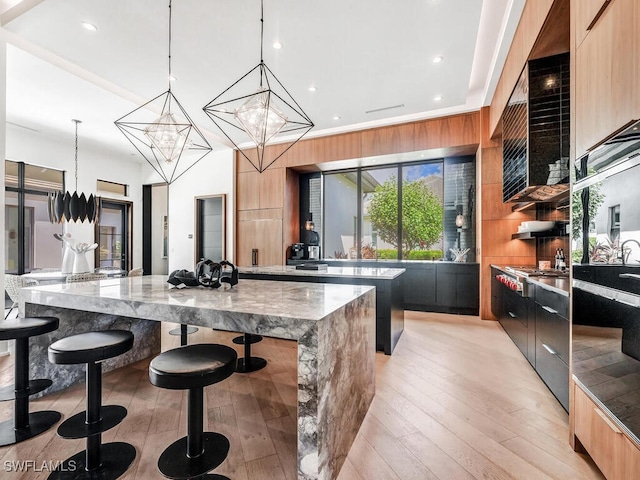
left=19, top=276, right=376, bottom=480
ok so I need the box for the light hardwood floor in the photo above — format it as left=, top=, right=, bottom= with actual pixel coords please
left=0, top=312, right=604, bottom=479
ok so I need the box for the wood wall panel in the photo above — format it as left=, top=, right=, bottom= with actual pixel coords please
left=414, top=113, right=480, bottom=151
left=310, top=132, right=362, bottom=165
left=258, top=168, right=285, bottom=210
left=237, top=171, right=260, bottom=211
left=237, top=209, right=283, bottom=221
left=489, top=0, right=555, bottom=136
left=360, top=122, right=415, bottom=157
left=284, top=168, right=300, bottom=259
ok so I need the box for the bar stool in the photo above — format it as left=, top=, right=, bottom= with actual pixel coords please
left=169, top=323, right=199, bottom=346
left=149, top=344, right=237, bottom=479
left=0, top=316, right=61, bottom=446
left=48, top=330, right=136, bottom=480
left=233, top=333, right=267, bottom=373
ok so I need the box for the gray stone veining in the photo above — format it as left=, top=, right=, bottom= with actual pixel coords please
left=20, top=276, right=376, bottom=480
left=239, top=265, right=405, bottom=280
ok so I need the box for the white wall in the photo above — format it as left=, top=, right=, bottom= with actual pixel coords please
left=6, top=124, right=143, bottom=271
left=165, top=149, right=235, bottom=272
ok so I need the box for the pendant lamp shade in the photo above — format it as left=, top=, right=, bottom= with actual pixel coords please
left=115, top=0, right=211, bottom=185
left=48, top=119, right=100, bottom=224
left=203, top=0, right=313, bottom=173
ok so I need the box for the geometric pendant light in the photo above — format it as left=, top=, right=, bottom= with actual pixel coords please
left=115, top=0, right=212, bottom=185
left=203, top=0, right=313, bottom=173
left=48, top=119, right=100, bottom=223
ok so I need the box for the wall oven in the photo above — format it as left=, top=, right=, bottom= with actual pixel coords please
left=572, top=119, right=640, bottom=446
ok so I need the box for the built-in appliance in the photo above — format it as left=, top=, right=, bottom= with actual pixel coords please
left=307, top=245, right=320, bottom=261
left=290, top=243, right=305, bottom=261
left=497, top=266, right=569, bottom=298
left=573, top=118, right=640, bottom=358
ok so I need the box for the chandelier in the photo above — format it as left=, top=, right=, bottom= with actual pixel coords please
left=115, top=0, right=212, bottom=185
left=203, top=0, right=313, bottom=173
left=48, top=119, right=99, bottom=223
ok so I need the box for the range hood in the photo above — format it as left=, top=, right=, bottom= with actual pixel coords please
left=502, top=53, right=570, bottom=203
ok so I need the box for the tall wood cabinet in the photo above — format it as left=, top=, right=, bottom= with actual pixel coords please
left=574, top=0, right=640, bottom=157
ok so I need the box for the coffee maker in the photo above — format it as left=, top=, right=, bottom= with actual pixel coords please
left=289, top=243, right=305, bottom=261
left=304, top=214, right=321, bottom=261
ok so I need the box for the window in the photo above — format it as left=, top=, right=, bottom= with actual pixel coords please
left=95, top=199, right=132, bottom=271
left=5, top=160, right=64, bottom=273
left=97, top=179, right=128, bottom=196
left=324, top=159, right=449, bottom=260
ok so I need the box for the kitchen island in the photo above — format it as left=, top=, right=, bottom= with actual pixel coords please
left=239, top=265, right=405, bottom=354
left=20, top=275, right=376, bottom=480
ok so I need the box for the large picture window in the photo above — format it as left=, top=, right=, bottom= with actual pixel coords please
left=324, top=160, right=446, bottom=261
left=5, top=160, right=64, bottom=273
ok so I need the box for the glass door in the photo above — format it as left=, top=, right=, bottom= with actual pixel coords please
left=96, top=200, right=131, bottom=271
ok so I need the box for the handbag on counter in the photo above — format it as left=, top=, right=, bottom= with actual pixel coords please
left=168, top=259, right=239, bottom=289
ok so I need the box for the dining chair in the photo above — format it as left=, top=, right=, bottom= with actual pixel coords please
left=66, top=273, right=108, bottom=284
left=4, top=274, right=39, bottom=320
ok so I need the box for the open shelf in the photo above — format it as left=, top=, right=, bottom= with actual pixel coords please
left=512, top=222, right=569, bottom=240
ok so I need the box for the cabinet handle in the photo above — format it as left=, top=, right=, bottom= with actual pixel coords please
left=594, top=407, right=622, bottom=434
left=542, top=343, right=557, bottom=355
left=541, top=305, right=558, bottom=314
left=508, top=311, right=517, bottom=318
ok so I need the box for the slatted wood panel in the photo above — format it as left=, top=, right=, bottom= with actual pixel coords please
left=0, top=313, right=603, bottom=479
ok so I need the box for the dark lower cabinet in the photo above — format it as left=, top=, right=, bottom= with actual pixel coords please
left=534, top=289, right=569, bottom=411
left=403, top=265, right=436, bottom=307
left=492, top=269, right=569, bottom=412
left=499, top=287, right=532, bottom=361
left=325, top=260, right=479, bottom=315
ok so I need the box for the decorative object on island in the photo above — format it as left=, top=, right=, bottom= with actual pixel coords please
left=450, top=247, right=470, bottom=262
left=68, top=242, right=99, bottom=274
left=202, top=0, right=313, bottom=173
left=55, top=232, right=75, bottom=273
left=48, top=120, right=99, bottom=223
left=115, top=0, right=212, bottom=185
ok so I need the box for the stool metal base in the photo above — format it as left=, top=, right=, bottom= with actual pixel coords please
left=200, top=475, right=231, bottom=480
left=236, top=357, right=267, bottom=373
left=158, top=432, right=230, bottom=480
left=169, top=325, right=199, bottom=347
left=232, top=334, right=263, bottom=345
left=0, top=410, right=61, bottom=446
left=0, top=378, right=53, bottom=401
left=57, top=405, right=128, bottom=439
left=48, top=441, right=136, bottom=480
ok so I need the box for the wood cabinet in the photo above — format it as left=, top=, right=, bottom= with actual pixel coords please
left=574, top=0, right=610, bottom=47
left=403, top=264, right=436, bottom=307
left=499, top=287, right=532, bottom=360
left=236, top=216, right=283, bottom=266
left=574, top=0, right=640, bottom=157
left=436, top=264, right=480, bottom=311
left=574, top=381, right=640, bottom=479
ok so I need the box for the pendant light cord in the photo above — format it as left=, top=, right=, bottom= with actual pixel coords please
left=73, top=119, right=80, bottom=191
left=168, top=0, right=172, bottom=91
left=260, top=0, right=264, bottom=63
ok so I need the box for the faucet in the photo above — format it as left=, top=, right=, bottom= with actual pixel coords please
left=621, top=239, right=640, bottom=265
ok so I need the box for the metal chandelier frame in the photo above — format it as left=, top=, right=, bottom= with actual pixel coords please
left=115, top=0, right=212, bottom=185
left=202, top=0, right=313, bottom=173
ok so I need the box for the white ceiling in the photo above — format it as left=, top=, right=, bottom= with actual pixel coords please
left=2, top=0, right=525, bottom=158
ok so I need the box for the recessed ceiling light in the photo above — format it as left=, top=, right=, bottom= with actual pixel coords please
left=82, top=22, right=97, bottom=32
left=272, top=41, right=283, bottom=49
left=332, top=116, right=341, bottom=121
left=432, top=55, right=443, bottom=64
left=308, top=86, right=317, bottom=93
left=434, top=95, right=443, bottom=101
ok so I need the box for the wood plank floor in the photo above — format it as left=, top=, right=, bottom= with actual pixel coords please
left=0, top=312, right=604, bottom=479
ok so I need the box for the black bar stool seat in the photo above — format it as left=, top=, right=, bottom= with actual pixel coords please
left=47, top=330, right=136, bottom=480
left=149, top=344, right=237, bottom=480
left=233, top=332, right=267, bottom=373
left=0, top=316, right=61, bottom=446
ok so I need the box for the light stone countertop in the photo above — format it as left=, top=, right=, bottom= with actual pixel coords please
left=20, top=275, right=375, bottom=330
left=239, top=265, right=405, bottom=280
